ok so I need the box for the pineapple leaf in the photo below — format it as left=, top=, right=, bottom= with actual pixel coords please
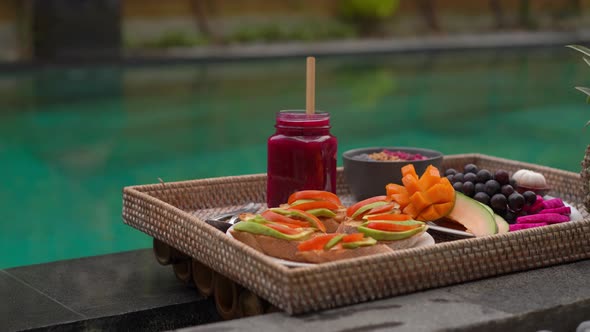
left=584, top=57, right=590, bottom=68
left=575, top=86, right=590, bottom=98
left=567, top=45, right=590, bottom=58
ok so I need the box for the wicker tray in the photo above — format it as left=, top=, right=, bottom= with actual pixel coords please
left=122, top=154, right=590, bottom=314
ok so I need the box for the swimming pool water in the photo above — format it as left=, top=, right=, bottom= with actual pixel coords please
left=0, top=48, right=587, bottom=268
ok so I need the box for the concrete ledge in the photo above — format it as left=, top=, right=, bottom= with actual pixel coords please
left=0, top=250, right=220, bottom=332
left=127, top=30, right=590, bottom=62
left=2, top=29, right=590, bottom=70
left=178, top=259, right=590, bottom=332
left=2, top=249, right=589, bottom=331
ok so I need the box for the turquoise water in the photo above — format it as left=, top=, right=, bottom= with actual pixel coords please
left=0, top=48, right=588, bottom=268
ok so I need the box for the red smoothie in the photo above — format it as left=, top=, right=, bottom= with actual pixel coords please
left=266, top=111, right=337, bottom=207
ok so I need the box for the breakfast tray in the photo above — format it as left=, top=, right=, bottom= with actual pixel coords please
left=122, top=153, right=590, bottom=314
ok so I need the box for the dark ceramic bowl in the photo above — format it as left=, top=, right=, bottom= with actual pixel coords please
left=343, top=147, right=443, bottom=201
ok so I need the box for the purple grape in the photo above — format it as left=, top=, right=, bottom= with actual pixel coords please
left=485, top=179, right=501, bottom=196
left=509, top=178, right=517, bottom=187
left=501, top=184, right=515, bottom=197
left=523, top=191, right=537, bottom=205
left=452, top=173, right=464, bottom=183
left=473, top=192, right=490, bottom=205
left=462, top=181, right=475, bottom=197
left=508, top=193, right=525, bottom=211
left=490, top=194, right=507, bottom=211
left=475, top=182, right=486, bottom=193
left=476, top=169, right=492, bottom=183
left=464, top=163, right=479, bottom=174
left=464, top=173, right=477, bottom=183
left=493, top=169, right=510, bottom=185
left=445, top=168, right=457, bottom=177
left=504, top=210, right=517, bottom=224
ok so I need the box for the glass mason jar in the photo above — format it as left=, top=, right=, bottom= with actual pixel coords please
left=266, top=110, right=338, bottom=207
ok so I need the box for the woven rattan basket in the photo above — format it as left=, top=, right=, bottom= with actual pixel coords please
left=122, top=154, right=590, bottom=314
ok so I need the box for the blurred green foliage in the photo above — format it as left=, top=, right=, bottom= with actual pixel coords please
left=566, top=44, right=590, bottom=125
left=338, top=0, right=400, bottom=21
left=337, top=0, right=400, bottom=35
left=229, top=22, right=357, bottom=43
left=232, top=24, right=282, bottom=43
left=133, top=30, right=209, bottom=49
left=128, top=22, right=357, bottom=49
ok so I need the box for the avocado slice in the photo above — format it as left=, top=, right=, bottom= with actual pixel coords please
left=290, top=199, right=315, bottom=206
left=358, top=224, right=426, bottom=241
left=269, top=208, right=323, bottom=229
left=362, top=219, right=425, bottom=227
left=324, top=234, right=344, bottom=250
left=233, top=221, right=314, bottom=241
left=341, top=237, right=377, bottom=249
left=307, top=208, right=337, bottom=218
left=351, top=201, right=389, bottom=219
left=244, top=215, right=270, bottom=224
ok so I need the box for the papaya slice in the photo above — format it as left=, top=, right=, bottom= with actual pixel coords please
left=386, top=183, right=406, bottom=196
left=417, top=205, right=439, bottom=221
left=426, top=183, right=454, bottom=204
left=402, top=203, right=419, bottom=218
left=390, top=193, right=410, bottom=209
left=409, top=191, right=431, bottom=214
left=434, top=202, right=454, bottom=217
left=401, top=164, right=418, bottom=179
left=418, top=165, right=441, bottom=190
left=387, top=164, right=456, bottom=221
left=402, top=175, right=421, bottom=196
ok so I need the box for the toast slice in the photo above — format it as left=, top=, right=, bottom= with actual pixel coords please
left=229, top=229, right=307, bottom=262
left=295, top=244, right=393, bottom=263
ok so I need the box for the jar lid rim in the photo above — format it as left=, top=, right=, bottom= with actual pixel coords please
left=277, top=110, right=330, bottom=122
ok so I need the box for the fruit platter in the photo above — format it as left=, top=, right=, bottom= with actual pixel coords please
left=441, top=164, right=582, bottom=234
left=122, top=153, right=590, bottom=315
left=215, top=158, right=584, bottom=268
left=122, top=57, right=589, bottom=316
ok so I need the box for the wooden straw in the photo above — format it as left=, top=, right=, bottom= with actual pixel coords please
left=306, top=56, right=315, bottom=115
